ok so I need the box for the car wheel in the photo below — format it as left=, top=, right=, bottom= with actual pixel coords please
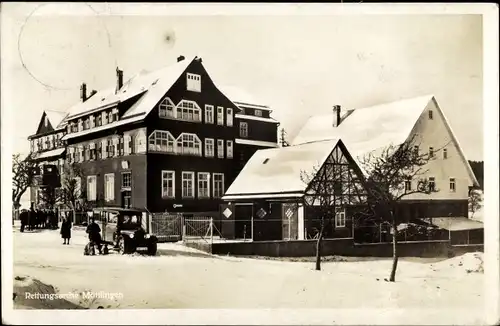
left=147, top=242, right=157, bottom=256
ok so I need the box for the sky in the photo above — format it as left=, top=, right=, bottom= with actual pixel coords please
left=1, top=3, right=484, bottom=165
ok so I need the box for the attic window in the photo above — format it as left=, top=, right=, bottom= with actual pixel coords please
left=187, top=73, right=201, bottom=92
left=263, top=158, right=270, bottom=164
left=428, top=110, right=433, bottom=120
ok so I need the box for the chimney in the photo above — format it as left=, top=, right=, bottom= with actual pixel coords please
left=116, top=67, right=123, bottom=92
left=177, top=55, right=185, bottom=62
left=80, top=83, right=87, bottom=102
left=332, top=105, right=341, bottom=127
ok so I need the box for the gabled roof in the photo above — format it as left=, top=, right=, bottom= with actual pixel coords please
left=293, top=95, right=434, bottom=157
left=223, top=139, right=341, bottom=199
left=292, top=94, right=479, bottom=187
left=63, top=57, right=195, bottom=121
left=45, top=110, right=68, bottom=130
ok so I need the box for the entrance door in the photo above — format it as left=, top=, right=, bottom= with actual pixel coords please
left=234, top=204, right=252, bottom=240
left=122, top=191, right=131, bottom=208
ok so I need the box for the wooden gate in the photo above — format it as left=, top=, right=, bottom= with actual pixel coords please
left=150, top=213, right=183, bottom=242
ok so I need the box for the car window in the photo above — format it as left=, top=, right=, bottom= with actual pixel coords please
left=123, top=215, right=130, bottom=223
left=131, top=215, right=138, bottom=223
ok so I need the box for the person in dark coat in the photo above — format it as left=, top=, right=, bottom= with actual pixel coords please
left=19, top=209, right=28, bottom=232
left=60, top=216, right=72, bottom=245
left=86, top=219, right=102, bottom=254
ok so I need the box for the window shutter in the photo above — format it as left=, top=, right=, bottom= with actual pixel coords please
left=124, top=135, right=131, bottom=155
left=102, top=139, right=108, bottom=158
left=90, top=115, right=95, bottom=128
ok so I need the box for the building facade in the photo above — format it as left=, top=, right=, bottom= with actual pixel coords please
left=29, top=56, right=280, bottom=216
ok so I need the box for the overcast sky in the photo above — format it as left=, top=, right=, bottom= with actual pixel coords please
left=1, top=3, right=484, bottom=161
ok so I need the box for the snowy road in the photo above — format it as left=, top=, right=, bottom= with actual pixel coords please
left=13, top=225, right=484, bottom=315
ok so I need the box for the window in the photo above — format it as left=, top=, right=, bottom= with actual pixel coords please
left=124, top=135, right=132, bottom=155
left=112, top=108, right=119, bottom=122
left=118, top=137, right=124, bottom=156
left=226, top=108, right=233, bottom=127
left=217, top=139, right=224, bottom=158
left=107, top=139, right=114, bottom=157
left=449, top=178, right=456, bottom=192
left=89, top=143, right=96, bottom=160
left=428, top=110, right=433, bottom=120
left=84, top=145, right=90, bottom=161
left=104, top=174, right=115, bottom=201
left=176, top=100, right=201, bottom=122
left=205, top=138, right=215, bottom=157
left=101, top=139, right=107, bottom=159
left=335, top=208, right=346, bottom=228
left=186, top=73, right=201, bottom=92
left=198, top=172, right=210, bottom=198
left=148, top=130, right=175, bottom=153
left=162, top=171, right=175, bottom=198
left=96, top=114, right=102, bottom=127
left=159, top=98, right=175, bottom=118
left=134, top=130, right=147, bottom=153
left=90, top=115, right=95, bottom=128
left=213, top=173, right=224, bottom=198
left=84, top=118, right=90, bottom=130
left=254, top=109, right=262, bottom=117
left=182, top=171, right=195, bottom=198
left=102, top=111, right=108, bottom=125
left=122, top=172, right=132, bottom=189
left=443, top=148, right=448, bottom=159
left=404, top=179, right=412, bottom=192
left=333, top=181, right=342, bottom=195
left=429, top=147, right=434, bottom=158
left=226, top=140, right=233, bottom=159
left=87, top=176, right=97, bottom=201
left=78, top=119, right=83, bottom=132
left=177, top=133, right=202, bottom=156
left=428, top=177, right=436, bottom=192
left=240, top=122, right=248, bottom=138
left=216, top=107, right=224, bottom=125
left=205, top=105, right=214, bottom=124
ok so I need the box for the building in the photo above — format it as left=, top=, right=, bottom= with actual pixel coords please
left=28, top=109, right=68, bottom=208
left=29, top=56, right=280, bottom=216
left=221, top=139, right=368, bottom=241
left=292, top=94, right=482, bottom=243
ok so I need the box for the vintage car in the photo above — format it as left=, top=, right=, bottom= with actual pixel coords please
left=91, top=207, right=158, bottom=256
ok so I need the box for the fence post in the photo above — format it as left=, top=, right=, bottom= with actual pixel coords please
left=210, top=217, right=213, bottom=245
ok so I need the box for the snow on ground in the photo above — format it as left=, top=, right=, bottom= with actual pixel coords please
left=12, top=224, right=485, bottom=320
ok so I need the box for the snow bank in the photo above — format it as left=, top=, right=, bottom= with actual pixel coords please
left=13, top=275, right=84, bottom=309
left=431, top=252, right=484, bottom=274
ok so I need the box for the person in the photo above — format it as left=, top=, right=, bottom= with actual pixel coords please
left=60, top=216, right=72, bottom=245
left=19, top=209, right=28, bottom=233
left=86, top=218, right=102, bottom=254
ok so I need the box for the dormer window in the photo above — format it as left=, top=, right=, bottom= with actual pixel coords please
left=254, top=109, right=262, bottom=117
left=186, top=73, right=201, bottom=92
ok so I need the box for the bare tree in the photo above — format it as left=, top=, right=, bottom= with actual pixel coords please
left=359, top=136, right=440, bottom=282
left=58, top=163, right=89, bottom=219
left=469, top=189, right=483, bottom=219
left=12, top=153, right=38, bottom=211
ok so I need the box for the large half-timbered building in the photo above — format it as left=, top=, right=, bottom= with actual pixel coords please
left=28, top=56, right=280, bottom=216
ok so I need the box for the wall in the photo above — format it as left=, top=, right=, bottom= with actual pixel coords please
left=235, top=117, right=279, bottom=143
left=76, top=153, right=147, bottom=209
left=406, top=99, right=476, bottom=201
left=203, top=239, right=482, bottom=258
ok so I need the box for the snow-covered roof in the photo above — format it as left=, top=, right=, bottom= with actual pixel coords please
left=34, top=147, right=66, bottom=160
left=64, top=57, right=195, bottom=121
left=45, top=110, right=68, bottom=130
left=223, top=139, right=340, bottom=199
left=217, top=85, right=271, bottom=110
left=293, top=95, right=434, bottom=158
left=235, top=114, right=279, bottom=124
left=424, top=217, right=483, bottom=231
left=292, top=94, right=479, bottom=187
left=235, top=138, right=279, bottom=148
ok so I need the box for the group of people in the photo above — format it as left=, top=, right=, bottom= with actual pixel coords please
left=19, top=208, right=59, bottom=232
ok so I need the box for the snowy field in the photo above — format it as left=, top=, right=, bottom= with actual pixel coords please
left=10, top=223, right=487, bottom=324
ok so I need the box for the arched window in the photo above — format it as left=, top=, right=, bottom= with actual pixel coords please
left=148, top=130, right=175, bottom=153
left=159, top=98, right=175, bottom=118
left=176, top=100, right=201, bottom=122
left=176, top=133, right=202, bottom=156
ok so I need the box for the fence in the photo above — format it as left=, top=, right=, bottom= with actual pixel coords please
left=150, top=213, right=183, bottom=242
left=354, top=224, right=450, bottom=244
